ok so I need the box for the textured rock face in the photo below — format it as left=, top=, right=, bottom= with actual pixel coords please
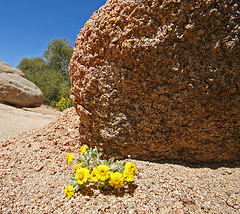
left=69, top=0, right=240, bottom=163
left=0, top=60, right=43, bottom=107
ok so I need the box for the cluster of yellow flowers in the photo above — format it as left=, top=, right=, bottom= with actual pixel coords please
left=64, top=145, right=137, bottom=199
left=55, top=97, right=73, bottom=111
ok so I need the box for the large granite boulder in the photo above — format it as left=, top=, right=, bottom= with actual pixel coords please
left=69, top=0, right=240, bottom=163
left=0, top=60, right=43, bottom=107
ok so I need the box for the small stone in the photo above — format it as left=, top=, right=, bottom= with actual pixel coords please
left=85, top=196, right=91, bottom=201
left=35, top=164, right=44, bottom=172
left=226, top=191, right=232, bottom=196
left=129, top=209, right=137, bottom=214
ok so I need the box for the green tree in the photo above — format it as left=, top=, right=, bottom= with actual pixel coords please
left=17, top=38, right=73, bottom=107
left=18, top=57, right=71, bottom=106
left=43, top=38, right=73, bottom=76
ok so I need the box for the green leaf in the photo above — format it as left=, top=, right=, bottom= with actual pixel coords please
left=93, top=146, right=98, bottom=152
left=84, top=153, right=89, bottom=162
left=93, top=162, right=99, bottom=168
left=97, top=152, right=102, bottom=160
left=109, top=157, right=114, bottom=165
left=90, top=152, right=95, bottom=158
left=110, top=165, right=118, bottom=172
left=74, top=184, right=81, bottom=192
left=77, top=156, right=84, bottom=163
left=103, top=159, right=109, bottom=166
left=71, top=180, right=78, bottom=188
left=81, top=162, right=87, bottom=168
left=91, top=149, right=97, bottom=158
left=116, top=160, right=121, bottom=167
left=70, top=174, right=76, bottom=180
left=97, top=181, right=107, bottom=189
left=86, top=150, right=90, bottom=156
left=115, top=161, right=125, bottom=173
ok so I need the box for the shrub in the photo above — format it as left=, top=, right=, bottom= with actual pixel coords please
left=18, top=57, right=71, bottom=107
left=55, top=97, right=73, bottom=111
left=17, top=38, right=73, bottom=107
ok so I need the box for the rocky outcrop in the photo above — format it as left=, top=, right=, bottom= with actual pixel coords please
left=0, top=60, right=43, bottom=107
left=69, top=0, right=240, bottom=163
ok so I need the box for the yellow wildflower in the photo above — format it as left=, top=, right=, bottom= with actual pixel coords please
left=75, top=167, right=90, bottom=185
left=80, top=145, right=89, bottom=155
left=90, top=167, right=99, bottom=182
left=96, top=165, right=110, bottom=181
left=65, top=153, right=74, bottom=165
left=64, top=186, right=74, bottom=199
left=109, top=172, right=124, bottom=188
left=123, top=162, right=137, bottom=182
left=124, top=162, right=137, bottom=175
left=74, top=163, right=82, bottom=171
left=123, top=169, right=135, bottom=182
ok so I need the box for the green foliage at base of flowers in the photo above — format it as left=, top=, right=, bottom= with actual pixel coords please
left=64, top=146, right=137, bottom=199
left=55, top=97, right=73, bottom=111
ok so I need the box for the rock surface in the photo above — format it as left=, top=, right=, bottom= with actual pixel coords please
left=69, top=0, right=240, bottom=163
left=0, top=60, right=43, bottom=107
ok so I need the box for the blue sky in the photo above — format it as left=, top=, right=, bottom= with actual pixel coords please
left=0, top=0, right=106, bottom=68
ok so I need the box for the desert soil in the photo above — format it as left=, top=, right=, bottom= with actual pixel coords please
left=0, top=103, right=58, bottom=141
left=0, top=106, right=239, bottom=213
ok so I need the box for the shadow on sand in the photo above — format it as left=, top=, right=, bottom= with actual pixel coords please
left=75, top=182, right=138, bottom=198
left=150, top=159, right=240, bottom=169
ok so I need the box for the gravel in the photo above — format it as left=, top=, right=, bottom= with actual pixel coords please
left=0, top=108, right=239, bottom=213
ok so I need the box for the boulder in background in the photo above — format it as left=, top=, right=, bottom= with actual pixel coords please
left=0, top=60, right=43, bottom=107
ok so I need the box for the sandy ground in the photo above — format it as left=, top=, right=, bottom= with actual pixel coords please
left=0, top=103, right=58, bottom=142
left=0, top=107, right=239, bottom=213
